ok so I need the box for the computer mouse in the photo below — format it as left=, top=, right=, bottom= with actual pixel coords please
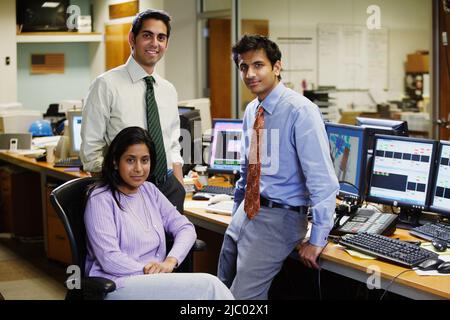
left=208, top=194, right=232, bottom=205
left=431, top=239, right=447, bottom=252
left=417, top=258, right=444, bottom=271
left=192, top=192, right=213, bottom=201
left=437, top=261, right=450, bottom=274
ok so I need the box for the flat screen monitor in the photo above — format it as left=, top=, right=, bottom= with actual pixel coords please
left=429, top=141, right=450, bottom=217
left=17, top=0, right=70, bottom=32
left=208, top=119, right=243, bottom=174
left=178, top=107, right=202, bottom=174
left=325, top=123, right=368, bottom=201
left=366, top=135, right=437, bottom=210
left=356, top=117, right=408, bottom=151
left=67, top=110, right=82, bottom=157
left=178, top=99, right=212, bottom=135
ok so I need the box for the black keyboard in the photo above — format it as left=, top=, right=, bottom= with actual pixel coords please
left=409, top=222, right=450, bottom=246
left=54, top=158, right=83, bottom=168
left=198, top=185, right=235, bottom=196
left=339, top=233, right=438, bottom=268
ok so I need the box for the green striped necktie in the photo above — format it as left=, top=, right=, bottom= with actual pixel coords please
left=144, top=76, right=167, bottom=185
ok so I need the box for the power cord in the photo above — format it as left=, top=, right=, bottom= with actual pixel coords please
left=317, top=241, right=331, bottom=300
left=379, top=269, right=414, bottom=300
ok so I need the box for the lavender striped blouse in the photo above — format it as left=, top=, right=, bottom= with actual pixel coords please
left=84, top=182, right=196, bottom=288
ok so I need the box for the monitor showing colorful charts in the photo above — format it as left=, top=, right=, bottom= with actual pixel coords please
left=325, top=123, right=367, bottom=201
left=429, top=141, right=450, bottom=217
left=367, top=135, right=437, bottom=210
left=208, top=119, right=243, bottom=174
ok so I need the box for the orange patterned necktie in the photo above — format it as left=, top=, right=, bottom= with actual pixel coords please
left=244, top=105, right=265, bottom=220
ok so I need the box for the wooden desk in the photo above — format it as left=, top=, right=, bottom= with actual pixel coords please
left=0, top=151, right=88, bottom=251
left=321, top=229, right=450, bottom=300
left=184, top=177, right=232, bottom=234
left=184, top=205, right=230, bottom=235
left=0, top=151, right=88, bottom=180
left=184, top=206, right=450, bottom=300
left=1, top=153, right=448, bottom=299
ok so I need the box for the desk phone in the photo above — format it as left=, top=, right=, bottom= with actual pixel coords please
left=332, top=208, right=398, bottom=236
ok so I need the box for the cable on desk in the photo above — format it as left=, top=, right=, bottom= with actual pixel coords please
left=379, top=269, right=414, bottom=300
left=317, top=241, right=330, bottom=300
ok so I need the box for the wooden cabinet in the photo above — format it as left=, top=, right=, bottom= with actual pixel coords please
left=0, top=166, right=42, bottom=237
left=0, top=166, right=14, bottom=233
left=46, top=185, right=71, bottom=264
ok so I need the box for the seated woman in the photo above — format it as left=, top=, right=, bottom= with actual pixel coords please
left=84, top=126, right=233, bottom=300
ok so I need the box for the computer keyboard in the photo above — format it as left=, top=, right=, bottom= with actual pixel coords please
left=53, top=158, right=83, bottom=168
left=409, top=222, right=450, bottom=246
left=339, top=233, right=438, bottom=268
left=198, top=185, right=235, bottom=196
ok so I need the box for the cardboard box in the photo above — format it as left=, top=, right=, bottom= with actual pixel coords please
left=406, top=52, right=429, bottom=73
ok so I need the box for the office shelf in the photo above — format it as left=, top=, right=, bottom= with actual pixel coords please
left=16, top=32, right=103, bottom=43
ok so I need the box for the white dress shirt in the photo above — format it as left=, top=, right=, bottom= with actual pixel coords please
left=80, top=56, right=183, bottom=173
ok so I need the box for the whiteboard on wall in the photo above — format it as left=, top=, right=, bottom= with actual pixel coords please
left=277, top=36, right=316, bottom=92
left=318, top=24, right=388, bottom=90
left=278, top=37, right=315, bottom=71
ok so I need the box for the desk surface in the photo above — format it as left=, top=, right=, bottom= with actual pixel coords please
left=184, top=205, right=450, bottom=300
left=0, top=151, right=89, bottom=181
left=1, top=152, right=448, bottom=299
left=321, top=229, right=450, bottom=299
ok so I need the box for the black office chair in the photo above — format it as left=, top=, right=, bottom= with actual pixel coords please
left=50, top=177, right=206, bottom=300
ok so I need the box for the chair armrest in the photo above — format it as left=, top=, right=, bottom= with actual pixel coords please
left=80, top=277, right=116, bottom=300
left=65, top=276, right=116, bottom=300
left=82, top=277, right=116, bottom=293
left=193, top=239, right=207, bottom=252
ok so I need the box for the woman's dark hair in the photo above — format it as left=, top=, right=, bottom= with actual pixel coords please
left=232, top=34, right=282, bottom=80
left=87, top=127, right=156, bottom=210
left=131, top=9, right=172, bottom=39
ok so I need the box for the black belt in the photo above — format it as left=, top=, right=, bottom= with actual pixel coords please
left=260, top=196, right=308, bottom=214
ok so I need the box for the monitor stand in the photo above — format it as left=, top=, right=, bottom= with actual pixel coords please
left=396, top=208, right=422, bottom=230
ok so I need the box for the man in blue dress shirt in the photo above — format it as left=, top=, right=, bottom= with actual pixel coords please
left=217, top=35, right=339, bottom=300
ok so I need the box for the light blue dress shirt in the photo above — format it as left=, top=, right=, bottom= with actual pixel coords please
left=234, top=82, right=339, bottom=247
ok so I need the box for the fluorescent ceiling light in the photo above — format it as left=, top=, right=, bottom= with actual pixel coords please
left=42, top=2, right=60, bottom=8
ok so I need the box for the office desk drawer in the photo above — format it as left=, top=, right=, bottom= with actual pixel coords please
left=47, top=215, right=71, bottom=264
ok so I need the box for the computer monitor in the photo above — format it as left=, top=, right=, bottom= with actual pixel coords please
left=325, top=123, right=368, bottom=201
left=208, top=119, right=243, bottom=175
left=178, top=107, right=202, bottom=174
left=366, top=135, right=437, bottom=210
left=67, top=110, right=82, bottom=157
left=178, top=99, right=212, bottom=135
left=429, top=141, right=450, bottom=217
left=356, top=117, right=408, bottom=151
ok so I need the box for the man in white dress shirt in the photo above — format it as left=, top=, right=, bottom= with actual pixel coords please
left=81, top=9, right=186, bottom=213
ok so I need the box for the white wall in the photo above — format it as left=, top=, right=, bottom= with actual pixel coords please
left=17, top=43, right=91, bottom=111
left=0, top=0, right=17, bottom=103
left=240, top=0, right=432, bottom=95
left=164, top=0, right=198, bottom=100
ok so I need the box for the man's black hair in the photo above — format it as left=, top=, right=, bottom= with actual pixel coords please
left=131, top=9, right=172, bottom=38
left=232, top=34, right=282, bottom=80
